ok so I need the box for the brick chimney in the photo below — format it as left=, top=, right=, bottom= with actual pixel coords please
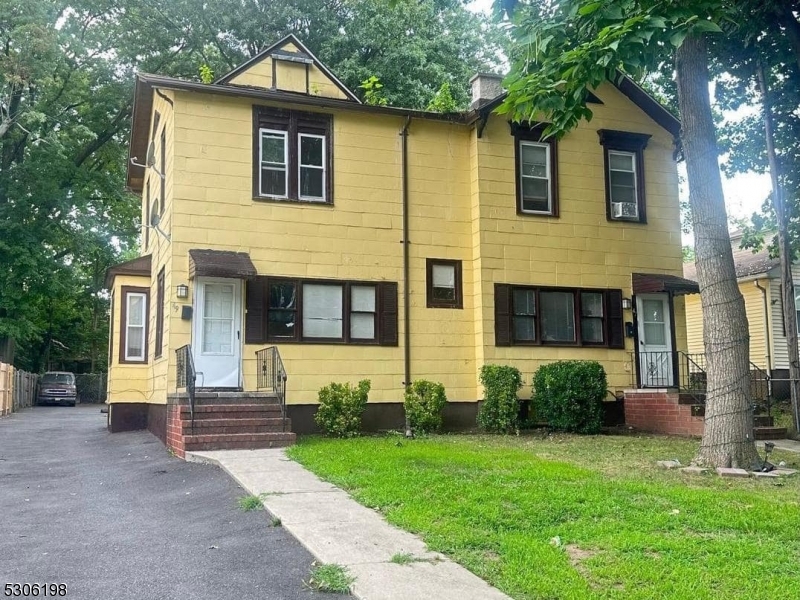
left=469, top=73, right=504, bottom=110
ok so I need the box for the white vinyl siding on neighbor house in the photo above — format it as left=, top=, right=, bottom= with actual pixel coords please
left=767, top=269, right=800, bottom=371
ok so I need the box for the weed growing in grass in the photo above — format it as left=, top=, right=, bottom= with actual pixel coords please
left=390, top=552, right=416, bottom=565
left=236, top=495, right=263, bottom=511
left=306, top=563, right=354, bottom=594
left=390, top=552, right=436, bottom=566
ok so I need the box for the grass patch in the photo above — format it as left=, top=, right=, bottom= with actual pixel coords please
left=236, top=494, right=263, bottom=512
left=288, top=434, right=800, bottom=600
left=270, top=516, right=282, bottom=527
left=306, top=563, right=354, bottom=594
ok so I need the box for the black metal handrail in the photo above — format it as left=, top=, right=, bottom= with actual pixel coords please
left=176, top=344, right=197, bottom=434
left=256, top=346, right=287, bottom=431
left=633, top=350, right=774, bottom=414
left=748, top=361, right=772, bottom=417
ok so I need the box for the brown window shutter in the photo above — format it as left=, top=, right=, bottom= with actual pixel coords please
left=245, top=277, right=267, bottom=344
left=494, top=284, right=512, bottom=346
left=379, top=282, right=399, bottom=346
left=606, top=289, right=625, bottom=349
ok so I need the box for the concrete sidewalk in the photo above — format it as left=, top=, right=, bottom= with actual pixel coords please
left=187, top=448, right=511, bottom=600
left=760, top=439, right=800, bottom=454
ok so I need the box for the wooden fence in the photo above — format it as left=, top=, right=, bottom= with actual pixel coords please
left=0, top=362, right=38, bottom=416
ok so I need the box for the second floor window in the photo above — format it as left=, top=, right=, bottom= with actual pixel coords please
left=254, top=106, right=332, bottom=204
left=513, top=123, right=559, bottom=217
left=598, top=129, right=651, bottom=223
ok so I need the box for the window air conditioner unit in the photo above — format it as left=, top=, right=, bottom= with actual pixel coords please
left=612, top=202, right=638, bottom=218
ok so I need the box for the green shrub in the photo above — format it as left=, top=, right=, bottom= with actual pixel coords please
left=532, top=361, right=607, bottom=434
left=404, top=380, right=447, bottom=433
left=315, top=380, right=371, bottom=437
left=477, top=365, right=523, bottom=433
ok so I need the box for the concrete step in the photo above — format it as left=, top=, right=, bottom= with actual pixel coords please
left=754, top=426, right=788, bottom=440
left=179, top=404, right=283, bottom=420
left=183, top=431, right=296, bottom=451
left=169, top=392, right=281, bottom=406
left=180, top=418, right=290, bottom=435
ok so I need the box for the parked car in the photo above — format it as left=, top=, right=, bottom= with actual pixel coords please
left=38, top=372, right=77, bottom=406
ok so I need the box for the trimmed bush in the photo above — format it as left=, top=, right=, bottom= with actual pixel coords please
left=315, top=380, right=371, bottom=437
left=532, top=361, right=606, bottom=434
left=404, top=380, right=447, bottom=434
left=477, top=365, right=523, bottom=433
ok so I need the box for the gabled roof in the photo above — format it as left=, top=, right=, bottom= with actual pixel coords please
left=465, top=72, right=681, bottom=138
left=104, top=254, right=151, bottom=289
left=683, top=233, right=779, bottom=281
left=215, top=34, right=360, bottom=103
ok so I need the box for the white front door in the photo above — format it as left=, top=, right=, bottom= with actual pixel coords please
left=193, top=278, right=242, bottom=388
left=636, top=293, right=674, bottom=387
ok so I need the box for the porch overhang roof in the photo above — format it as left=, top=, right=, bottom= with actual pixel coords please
left=632, top=272, right=699, bottom=296
left=188, top=249, right=257, bottom=280
left=104, top=254, right=152, bottom=289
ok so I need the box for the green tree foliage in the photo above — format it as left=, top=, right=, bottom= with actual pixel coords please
left=359, top=76, right=388, bottom=106
left=426, top=83, right=459, bottom=113
left=1, top=0, right=500, bottom=370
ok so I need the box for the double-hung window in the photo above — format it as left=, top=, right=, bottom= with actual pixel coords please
left=426, top=259, right=463, bottom=309
left=598, top=129, right=650, bottom=223
left=120, top=286, right=149, bottom=363
left=513, top=124, right=558, bottom=216
left=259, top=129, right=289, bottom=198
left=495, top=284, right=624, bottom=348
left=253, top=107, right=332, bottom=204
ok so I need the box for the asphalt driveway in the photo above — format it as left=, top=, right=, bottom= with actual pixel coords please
left=0, top=406, right=339, bottom=599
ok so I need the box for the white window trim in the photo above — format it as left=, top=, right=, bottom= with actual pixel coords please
left=608, top=149, right=638, bottom=217
left=519, top=140, right=552, bottom=215
left=298, top=133, right=326, bottom=202
left=259, top=128, right=289, bottom=199
left=125, top=292, right=147, bottom=362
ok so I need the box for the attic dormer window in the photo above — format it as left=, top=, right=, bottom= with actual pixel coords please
left=253, top=106, right=332, bottom=204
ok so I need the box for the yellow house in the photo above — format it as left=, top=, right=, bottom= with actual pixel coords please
left=684, top=232, right=794, bottom=400
left=106, top=35, right=699, bottom=453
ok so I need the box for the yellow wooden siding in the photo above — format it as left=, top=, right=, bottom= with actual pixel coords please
left=107, top=274, right=152, bottom=403
left=684, top=278, right=770, bottom=370
left=228, top=56, right=349, bottom=100
left=109, top=91, right=175, bottom=405
left=168, top=92, right=475, bottom=402
left=473, top=82, right=684, bottom=396
left=113, top=76, right=686, bottom=407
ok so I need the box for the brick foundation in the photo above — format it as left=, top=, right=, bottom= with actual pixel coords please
left=624, top=389, right=704, bottom=437
left=166, top=404, right=185, bottom=459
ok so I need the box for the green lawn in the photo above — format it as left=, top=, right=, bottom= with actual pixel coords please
left=287, top=434, right=800, bottom=600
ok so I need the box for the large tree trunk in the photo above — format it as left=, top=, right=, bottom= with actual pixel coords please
left=757, top=64, right=800, bottom=434
left=676, top=34, right=759, bottom=468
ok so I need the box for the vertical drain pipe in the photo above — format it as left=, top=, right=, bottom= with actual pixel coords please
left=400, top=116, right=412, bottom=437
left=755, top=279, right=773, bottom=400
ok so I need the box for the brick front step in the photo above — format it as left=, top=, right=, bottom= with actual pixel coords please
left=180, top=418, right=290, bottom=435
left=183, top=432, right=296, bottom=451
left=169, top=391, right=281, bottom=406
left=754, top=426, right=788, bottom=440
